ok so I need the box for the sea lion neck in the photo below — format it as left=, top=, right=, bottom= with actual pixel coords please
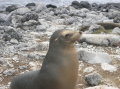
left=49, top=41, right=75, bottom=50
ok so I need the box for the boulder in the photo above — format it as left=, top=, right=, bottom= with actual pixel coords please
left=23, top=20, right=40, bottom=26
left=80, top=34, right=120, bottom=46
left=84, top=24, right=105, bottom=34
left=91, top=3, right=99, bottom=11
left=113, top=15, right=120, bottom=23
left=85, top=72, right=102, bottom=86
left=54, top=7, right=69, bottom=15
left=112, top=27, right=120, bottom=35
left=78, top=50, right=112, bottom=64
left=84, top=67, right=94, bottom=73
left=26, top=3, right=36, bottom=7
left=35, top=3, right=47, bottom=12
left=6, top=5, right=18, bottom=12
left=0, top=13, right=11, bottom=26
left=11, top=14, right=23, bottom=27
left=106, top=10, right=120, bottom=19
left=79, top=1, right=91, bottom=9
left=3, top=69, right=16, bottom=76
left=46, top=4, right=57, bottom=8
left=101, top=63, right=117, bottom=72
left=2, top=26, right=22, bottom=41
left=71, top=1, right=91, bottom=9
left=21, top=12, right=39, bottom=22
left=71, top=1, right=81, bottom=9
left=15, top=7, right=31, bottom=15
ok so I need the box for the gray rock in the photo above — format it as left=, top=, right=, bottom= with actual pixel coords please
left=47, top=25, right=66, bottom=32
left=26, top=3, right=36, bottom=7
left=103, top=20, right=113, bottom=23
left=113, top=15, right=120, bottom=23
left=27, top=52, right=45, bottom=60
left=23, top=20, right=40, bottom=26
left=0, top=76, right=4, bottom=82
left=71, top=1, right=91, bottom=9
left=84, top=13, right=108, bottom=25
left=0, top=13, right=7, bottom=21
left=0, top=58, right=7, bottom=65
left=46, top=4, right=57, bottom=8
left=85, top=72, right=102, bottom=86
left=10, top=39, right=19, bottom=44
left=85, top=24, right=105, bottom=34
left=35, top=3, right=47, bottom=12
left=101, top=63, right=117, bottom=72
left=0, top=13, right=10, bottom=26
left=84, top=67, right=94, bottom=73
left=80, top=34, right=120, bottom=46
left=91, top=3, right=99, bottom=11
left=80, top=8, right=90, bottom=13
left=36, top=25, right=47, bottom=31
left=112, top=27, right=120, bottom=35
left=6, top=5, right=18, bottom=12
left=79, top=1, right=91, bottom=9
left=35, top=41, right=49, bottom=51
left=2, top=26, right=22, bottom=41
left=64, top=17, right=78, bottom=25
left=80, top=42, right=88, bottom=48
left=12, top=55, right=19, bottom=62
left=21, top=12, right=39, bottom=22
left=53, top=19, right=65, bottom=25
left=11, top=14, right=23, bottom=27
left=78, top=50, right=112, bottom=64
left=71, top=1, right=81, bottom=9
left=106, top=10, right=120, bottom=19
left=3, top=69, right=16, bottom=76
left=54, top=7, right=69, bottom=15
left=15, top=7, right=31, bottom=15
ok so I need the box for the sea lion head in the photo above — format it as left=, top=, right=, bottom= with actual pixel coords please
left=49, top=30, right=82, bottom=47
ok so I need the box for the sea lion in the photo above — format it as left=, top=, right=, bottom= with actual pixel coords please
left=10, top=30, right=82, bottom=89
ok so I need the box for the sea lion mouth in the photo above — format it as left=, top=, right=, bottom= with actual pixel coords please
left=71, top=31, right=82, bottom=42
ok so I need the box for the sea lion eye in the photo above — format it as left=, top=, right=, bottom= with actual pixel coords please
left=65, top=33, right=72, bottom=39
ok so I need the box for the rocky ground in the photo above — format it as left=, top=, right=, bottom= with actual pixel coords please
left=0, top=1, right=120, bottom=89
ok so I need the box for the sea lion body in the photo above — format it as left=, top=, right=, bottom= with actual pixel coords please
left=10, top=30, right=81, bottom=89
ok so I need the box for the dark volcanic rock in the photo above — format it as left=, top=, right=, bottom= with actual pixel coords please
left=79, top=1, right=91, bottom=9
left=6, top=5, right=18, bottom=12
left=71, top=1, right=81, bottom=9
left=26, top=3, right=36, bottom=7
left=21, top=12, right=39, bottom=22
left=71, top=1, right=91, bottom=9
left=46, top=4, right=57, bottom=8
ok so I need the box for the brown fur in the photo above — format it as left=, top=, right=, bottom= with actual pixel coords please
left=10, top=30, right=82, bottom=89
